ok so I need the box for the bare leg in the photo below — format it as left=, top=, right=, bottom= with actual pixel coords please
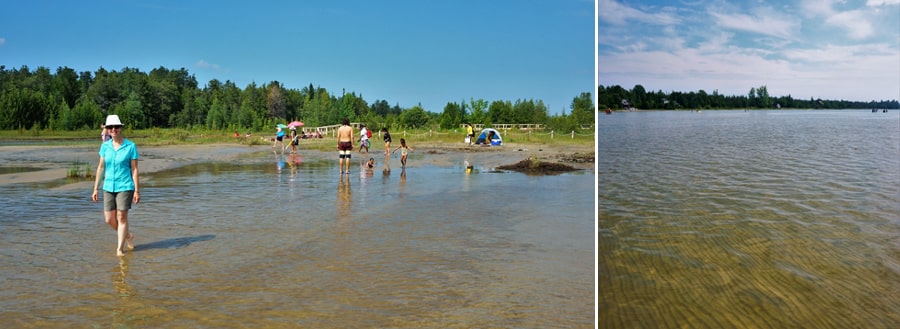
left=107, top=210, right=134, bottom=251
left=115, top=210, right=130, bottom=256
left=105, top=210, right=118, bottom=230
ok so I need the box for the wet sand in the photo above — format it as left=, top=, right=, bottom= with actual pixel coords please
left=0, top=142, right=594, bottom=187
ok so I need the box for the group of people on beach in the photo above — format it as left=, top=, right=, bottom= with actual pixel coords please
left=89, top=115, right=421, bottom=257
left=464, top=123, right=495, bottom=147
left=335, top=118, right=412, bottom=175
left=272, top=125, right=302, bottom=154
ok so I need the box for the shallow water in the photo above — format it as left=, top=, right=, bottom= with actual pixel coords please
left=0, top=154, right=594, bottom=328
left=598, top=110, right=900, bottom=328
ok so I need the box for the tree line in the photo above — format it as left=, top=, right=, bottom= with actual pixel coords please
left=598, top=84, right=899, bottom=110
left=0, top=65, right=595, bottom=132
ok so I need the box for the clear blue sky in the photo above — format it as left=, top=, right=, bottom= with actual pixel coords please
left=598, top=0, right=900, bottom=103
left=0, top=0, right=594, bottom=114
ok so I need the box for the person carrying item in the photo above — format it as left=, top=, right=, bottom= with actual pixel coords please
left=358, top=124, right=370, bottom=154
left=287, top=125, right=299, bottom=154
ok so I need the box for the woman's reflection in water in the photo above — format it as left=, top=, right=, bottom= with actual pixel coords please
left=111, top=257, right=136, bottom=326
left=112, top=257, right=133, bottom=297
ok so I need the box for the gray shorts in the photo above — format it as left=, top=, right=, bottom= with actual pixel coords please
left=103, top=190, right=134, bottom=211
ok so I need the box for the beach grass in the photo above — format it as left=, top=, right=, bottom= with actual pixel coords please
left=66, top=158, right=91, bottom=178
left=1, top=127, right=595, bottom=150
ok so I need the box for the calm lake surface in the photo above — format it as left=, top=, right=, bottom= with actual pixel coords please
left=0, top=154, right=594, bottom=328
left=598, top=110, right=900, bottom=328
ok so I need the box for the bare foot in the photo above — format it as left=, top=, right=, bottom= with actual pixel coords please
left=126, top=233, right=135, bottom=250
left=117, top=249, right=126, bottom=257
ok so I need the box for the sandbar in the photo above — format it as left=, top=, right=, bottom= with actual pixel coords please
left=0, top=141, right=594, bottom=188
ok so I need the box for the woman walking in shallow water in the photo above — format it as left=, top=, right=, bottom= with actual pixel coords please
left=92, top=115, right=140, bottom=257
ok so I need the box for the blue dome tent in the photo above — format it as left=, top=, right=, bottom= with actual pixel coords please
left=475, top=128, right=502, bottom=145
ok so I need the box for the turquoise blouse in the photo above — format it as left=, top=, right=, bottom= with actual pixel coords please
left=99, top=139, right=139, bottom=193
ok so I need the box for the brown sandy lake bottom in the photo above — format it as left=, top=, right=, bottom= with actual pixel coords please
left=0, top=154, right=594, bottom=328
left=598, top=110, right=900, bottom=328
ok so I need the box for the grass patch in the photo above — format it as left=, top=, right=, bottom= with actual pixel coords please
left=67, top=158, right=92, bottom=179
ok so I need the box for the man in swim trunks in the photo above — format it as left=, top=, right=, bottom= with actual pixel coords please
left=336, top=118, right=354, bottom=174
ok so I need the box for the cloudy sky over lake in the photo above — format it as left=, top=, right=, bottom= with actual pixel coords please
left=598, top=0, right=900, bottom=102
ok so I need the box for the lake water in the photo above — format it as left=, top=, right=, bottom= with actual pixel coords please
left=598, top=110, right=900, bottom=328
left=0, top=153, right=594, bottom=328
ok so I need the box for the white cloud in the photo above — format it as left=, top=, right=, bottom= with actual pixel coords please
left=801, top=0, right=838, bottom=16
left=597, top=0, right=679, bottom=25
left=825, top=10, right=874, bottom=39
left=867, top=0, right=900, bottom=5
left=599, top=0, right=900, bottom=101
left=801, top=0, right=892, bottom=39
left=600, top=39, right=899, bottom=101
left=195, top=59, right=222, bottom=70
left=709, top=7, right=798, bottom=39
left=783, top=43, right=896, bottom=63
left=697, top=32, right=733, bottom=52
left=0, top=37, right=5, bottom=46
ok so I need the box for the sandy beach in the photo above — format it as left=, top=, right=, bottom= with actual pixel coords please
left=0, top=141, right=594, bottom=188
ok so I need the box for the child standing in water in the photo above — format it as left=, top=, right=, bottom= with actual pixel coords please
left=381, top=127, right=392, bottom=155
left=391, top=138, right=413, bottom=168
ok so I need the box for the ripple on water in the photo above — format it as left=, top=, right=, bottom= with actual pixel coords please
left=1, top=159, right=594, bottom=328
left=599, top=110, right=900, bottom=328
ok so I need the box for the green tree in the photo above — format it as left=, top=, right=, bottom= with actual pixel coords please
left=400, top=105, right=430, bottom=128
left=439, top=101, right=465, bottom=129
left=756, top=85, right=771, bottom=108
left=266, top=81, right=286, bottom=119
left=0, top=88, right=51, bottom=129
left=115, top=91, right=147, bottom=129
left=468, top=98, right=488, bottom=124
left=569, top=92, right=594, bottom=127
left=52, top=67, right=80, bottom=109
left=487, top=100, right=512, bottom=123
left=72, top=99, right=103, bottom=130
left=206, top=97, right=227, bottom=130
left=238, top=97, right=256, bottom=128
left=307, top=88, right=333, bottom=126
left=748, top=87, right=757, bottom=108
left=512, top=99, right=534, bottom=124
left=631, top=84, right=647, bottom=109
left=533, top=100, right=549, bottom=124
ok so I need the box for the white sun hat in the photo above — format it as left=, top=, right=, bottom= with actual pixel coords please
left=105, top=115, right=123, bottom=126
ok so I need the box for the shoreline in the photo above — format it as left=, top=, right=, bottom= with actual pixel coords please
left=0, top=141, right=594, bottom=187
